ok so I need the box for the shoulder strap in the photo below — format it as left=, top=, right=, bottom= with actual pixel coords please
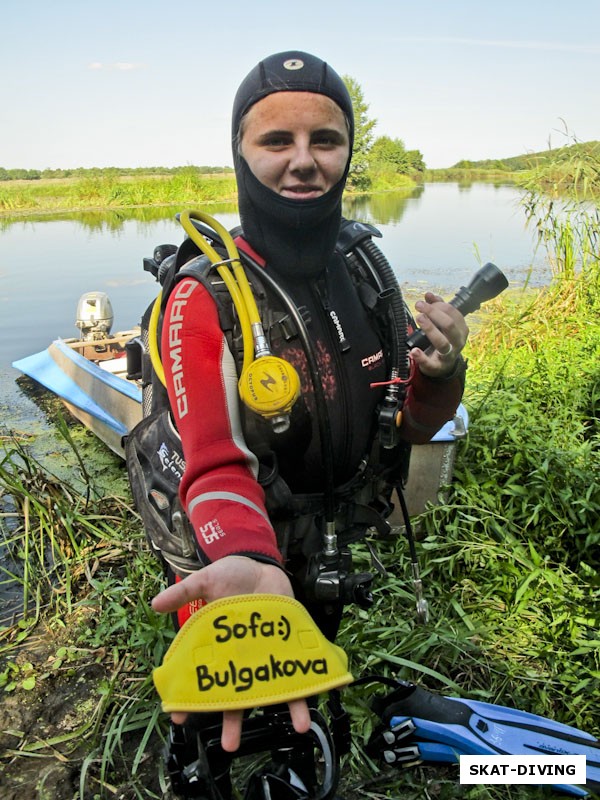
left=336, top=218, right=382, bottom=254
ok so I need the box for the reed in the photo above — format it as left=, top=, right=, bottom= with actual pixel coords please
left=0, top=170, right=238, bottom=214
left=0, top=428, right=172, bottom=794
left=366, top=168, right=417, bottom=193
left=426, top=167, right=524, bottom=185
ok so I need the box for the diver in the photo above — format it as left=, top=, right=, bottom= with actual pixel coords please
left=130, top=50, right=469, bottom=798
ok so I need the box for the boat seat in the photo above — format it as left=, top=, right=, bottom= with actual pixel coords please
left=98, top=358, right=129, bottom=375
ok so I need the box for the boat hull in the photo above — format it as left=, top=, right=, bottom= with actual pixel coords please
left=13, top=337, right=143, bottom=458
left=390, top=405, right=468, bottom=523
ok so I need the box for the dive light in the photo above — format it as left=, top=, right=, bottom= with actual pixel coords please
left=406, top=262, right=509, bottom=352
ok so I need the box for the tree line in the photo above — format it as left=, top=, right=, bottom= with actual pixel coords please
left=1, top=78, right=424, bottom=192
left=453, top=141, right=600, bottom=172
left=0, top=165, right=234, bottom=182
left=4, top=79, right=598, bottom=191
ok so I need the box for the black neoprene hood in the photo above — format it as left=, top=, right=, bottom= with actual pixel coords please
left=231, top=51, right=355, bottom=278
left=231, top=51, right=354, bottom=149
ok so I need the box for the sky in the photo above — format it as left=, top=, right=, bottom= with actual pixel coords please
left=1, top=0, right=599, bottom=171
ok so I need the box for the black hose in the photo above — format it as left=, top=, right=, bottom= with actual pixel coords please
left=356, top=239, right=410, bottom=384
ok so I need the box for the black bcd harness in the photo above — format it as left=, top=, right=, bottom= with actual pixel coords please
left=125, top=218, right=412, bottom=592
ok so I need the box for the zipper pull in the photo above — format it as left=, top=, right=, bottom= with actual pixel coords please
left=317, top=279, right=351, bottom=353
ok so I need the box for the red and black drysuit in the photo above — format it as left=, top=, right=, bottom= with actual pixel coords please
left=162, top=240, right=465, bottom=631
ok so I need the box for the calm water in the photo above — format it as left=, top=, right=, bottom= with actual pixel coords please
left=1, top=181, right=547, bottom=387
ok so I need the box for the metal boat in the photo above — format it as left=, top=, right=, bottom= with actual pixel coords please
left=13, top=292, right=143, bottom=458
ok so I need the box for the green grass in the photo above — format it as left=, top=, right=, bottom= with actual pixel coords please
left=0, top=430, right=172, bottom=796
left=334, top=196, right=600, bottom=794
left=428, top=138, right=600, bottom=198
left=425, top=167, right=525, bottom=185
left=0, top=168, right=419, bottom=218
left=0, top=169, right=238, bottom=215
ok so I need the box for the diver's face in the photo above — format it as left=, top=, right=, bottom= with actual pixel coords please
left=240, top=91, right=350, bottom=200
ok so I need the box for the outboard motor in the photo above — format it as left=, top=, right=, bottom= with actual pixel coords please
left=75, top=291, right=114, bottom=341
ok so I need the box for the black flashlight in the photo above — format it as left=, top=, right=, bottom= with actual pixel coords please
left=406, top=262, right=509, bottom=351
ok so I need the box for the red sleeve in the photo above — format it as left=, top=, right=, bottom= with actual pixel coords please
left=399, top=358, right=466, bottom=445
left=162, top=277, right=282, bottom=565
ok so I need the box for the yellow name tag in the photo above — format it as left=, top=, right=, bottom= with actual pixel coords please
left=153, top=594, right=353, bottom=712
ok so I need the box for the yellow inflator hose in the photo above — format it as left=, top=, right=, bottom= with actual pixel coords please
left=149, top=210, right=300, bottom=428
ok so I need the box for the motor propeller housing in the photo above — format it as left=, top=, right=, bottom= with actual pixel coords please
left=75, top=291, right=114, bottom=341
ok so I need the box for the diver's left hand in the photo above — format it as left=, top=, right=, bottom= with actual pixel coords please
left=410, top=292, right=469, bottom=378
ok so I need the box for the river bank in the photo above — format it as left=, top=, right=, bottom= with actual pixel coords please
left=0, top=172, right=239, bottom=216
left=2, top=266, right=599, bottom=798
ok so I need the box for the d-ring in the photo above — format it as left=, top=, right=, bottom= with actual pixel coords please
left=437, top=343, right=453, bottom=357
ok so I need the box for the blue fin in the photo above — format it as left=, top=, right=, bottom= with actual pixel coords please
left=370, top=682, right=599, bottom=797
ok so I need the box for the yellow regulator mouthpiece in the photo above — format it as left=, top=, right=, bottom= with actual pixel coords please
left=153, top=594, right=353, bottom=713
left=238, top=355, right=301, bottom=419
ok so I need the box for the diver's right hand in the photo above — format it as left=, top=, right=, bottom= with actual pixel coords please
left=152, top=554, right=295, bottom=609
left=151, top=555, right=312, bottom=751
